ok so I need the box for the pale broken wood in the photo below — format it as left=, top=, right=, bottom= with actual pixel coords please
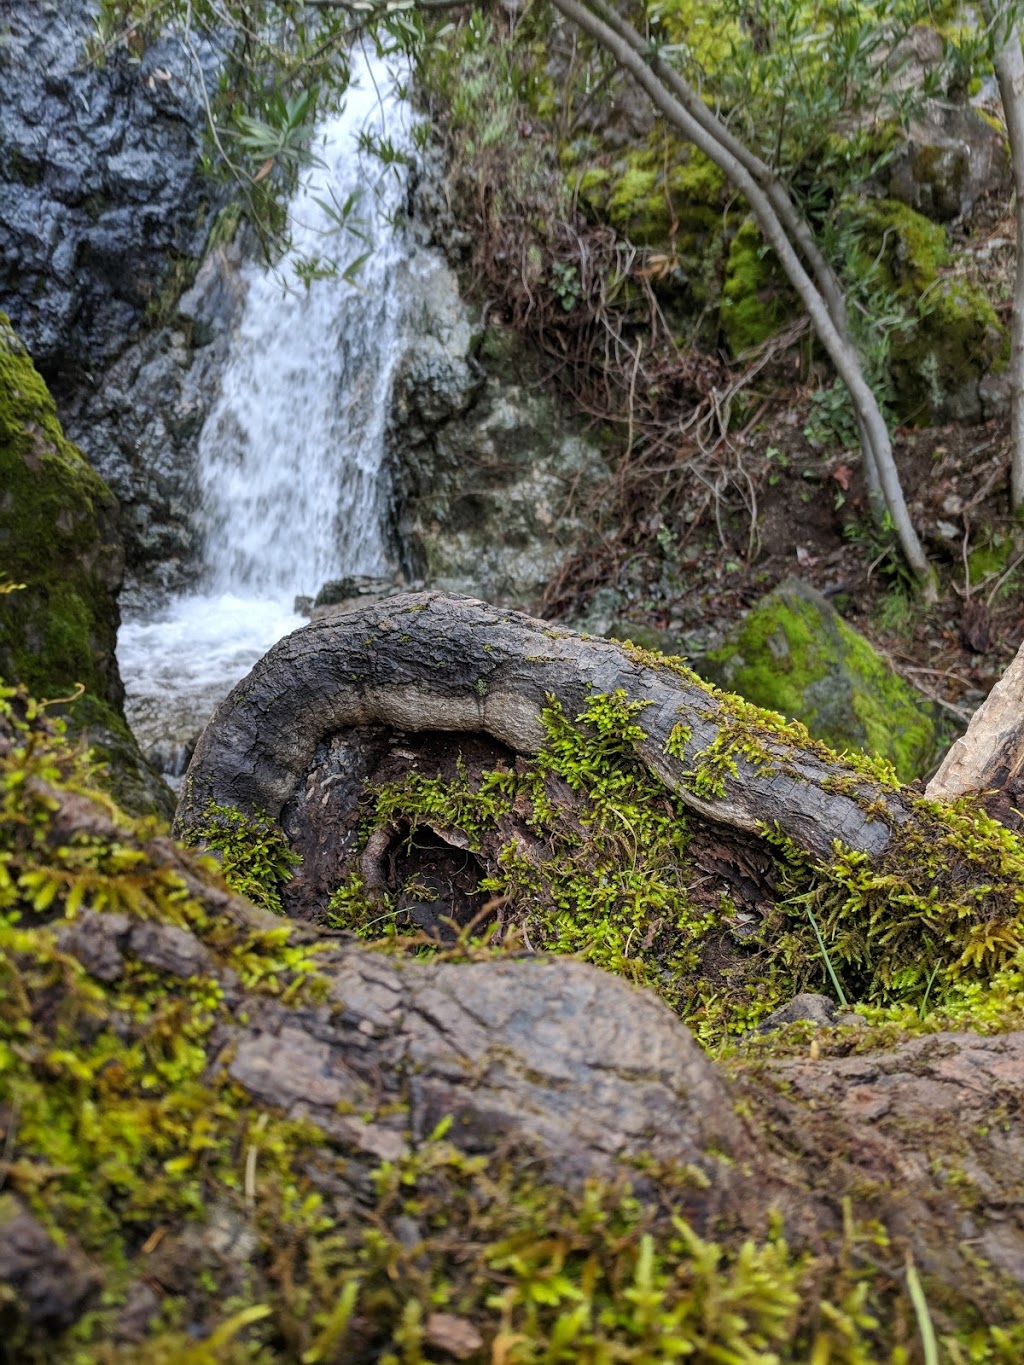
left=927, top=638, right=1024, bottom=802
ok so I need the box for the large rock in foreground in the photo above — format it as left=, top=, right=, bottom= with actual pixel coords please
left=701, top=578, right=938, bottom=780
left=3, top=688, right=1024, bottom=1358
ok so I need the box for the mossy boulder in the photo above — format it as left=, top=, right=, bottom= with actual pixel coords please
left=847, top=198, right=1005, bottom=421
left=700, top=578, right=937, bottom=780
left=720, top=218, right=799, bottom=357
left=0, top=313, right=172, bottom=817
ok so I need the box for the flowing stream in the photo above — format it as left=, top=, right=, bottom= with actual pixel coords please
left=117, top=49, right=414, bottom=777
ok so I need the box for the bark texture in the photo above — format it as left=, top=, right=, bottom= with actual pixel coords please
left=178, top=591, right=935, bottom=868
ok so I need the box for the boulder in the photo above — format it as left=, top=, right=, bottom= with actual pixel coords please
left=700, top=578, right=938, bottom=780
left=886, top=100, right=1010, bottom=224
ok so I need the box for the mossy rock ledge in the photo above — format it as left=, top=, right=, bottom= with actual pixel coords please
left=0, top=312, right=172, bottom=817
left=700, top=577, right=937, bottom=781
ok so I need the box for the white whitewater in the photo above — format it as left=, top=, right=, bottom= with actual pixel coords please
left=118, top=49, right=413, bottom=774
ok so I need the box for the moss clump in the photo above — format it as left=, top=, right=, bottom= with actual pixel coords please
left=0, top=315, right=170, bottom=818
left=846, top=199, right=1005, bottom=420
left=576, top=139, right=726, bottom=255
left=701, top=578, right=937, bottom=781
left=720, top=219, right=799, bottom=357
left=652, top=0, right=744, bottom=73
left=186, top=801, right=302, bottom=914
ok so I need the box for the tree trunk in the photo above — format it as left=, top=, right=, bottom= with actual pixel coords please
left=177, top=593, right=952, bottom=869
left=926, top=635, right=1024, bottom=811
left=985, top=2, right=1024, bottom=512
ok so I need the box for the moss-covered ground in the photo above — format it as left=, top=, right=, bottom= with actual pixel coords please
left=6, top=679, right=1024, bottom=1360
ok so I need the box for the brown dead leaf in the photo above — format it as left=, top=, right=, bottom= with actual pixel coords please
left=832, top=463, right=851, bottom=491
left=253, top=158, right=275, bottom=184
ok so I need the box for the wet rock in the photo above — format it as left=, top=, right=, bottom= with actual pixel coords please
left=310, top=574, right=406, bottom=620
left=700, top=577, right=938, bottom=780
left=0, top=0, right=213, bottom=374
left=389, top=260, right=611, bottom=610
left=60, top=244, right=246, bottom=593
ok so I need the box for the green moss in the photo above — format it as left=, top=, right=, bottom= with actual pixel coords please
left=653, top=0, right=744, bottom=73
left=967, top=534, right=1016, bottom=587
left=702, top=579, right=937, bottom=781
left=0, top=315, right=171, bottom=819
left=0, top=315, right=122, bottom=713
left=845, top=200, right=1005, bottom=419
left=720, top=219, right=799, bottom=357
left=184, top=802, right=302, bottom=915
left=329, top=691, right=717, bottom=1015
left=576, top=140, right=726, bottom=252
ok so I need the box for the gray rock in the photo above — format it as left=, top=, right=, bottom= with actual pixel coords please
left=887, top=100, right=1010, bottom=223
left=757, top=992, right=839, bottom=1032
left=0, top=1, right=235, bottom=591
left=388, top=258, right=611, bottom=610
left=0, top=0, right=214, bottom=372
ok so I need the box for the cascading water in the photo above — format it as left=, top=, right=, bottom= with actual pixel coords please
left=117, top=49, right=413, bottom=777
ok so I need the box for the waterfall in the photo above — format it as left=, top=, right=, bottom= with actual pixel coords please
left=117, top=48, right=415, bottom=775
left=198, top=55, right=407, bottom=595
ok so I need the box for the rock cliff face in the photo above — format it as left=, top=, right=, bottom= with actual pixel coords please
left=60, top=244, right=247, bottom=596
left=0, top=0, right=231, bottom=596
left=0, top=0, right=212, bottom=377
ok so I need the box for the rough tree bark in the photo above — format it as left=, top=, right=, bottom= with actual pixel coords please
left=177, top=593, right=956, bottom=868
left=927, top=634, right=1024, bottom=810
